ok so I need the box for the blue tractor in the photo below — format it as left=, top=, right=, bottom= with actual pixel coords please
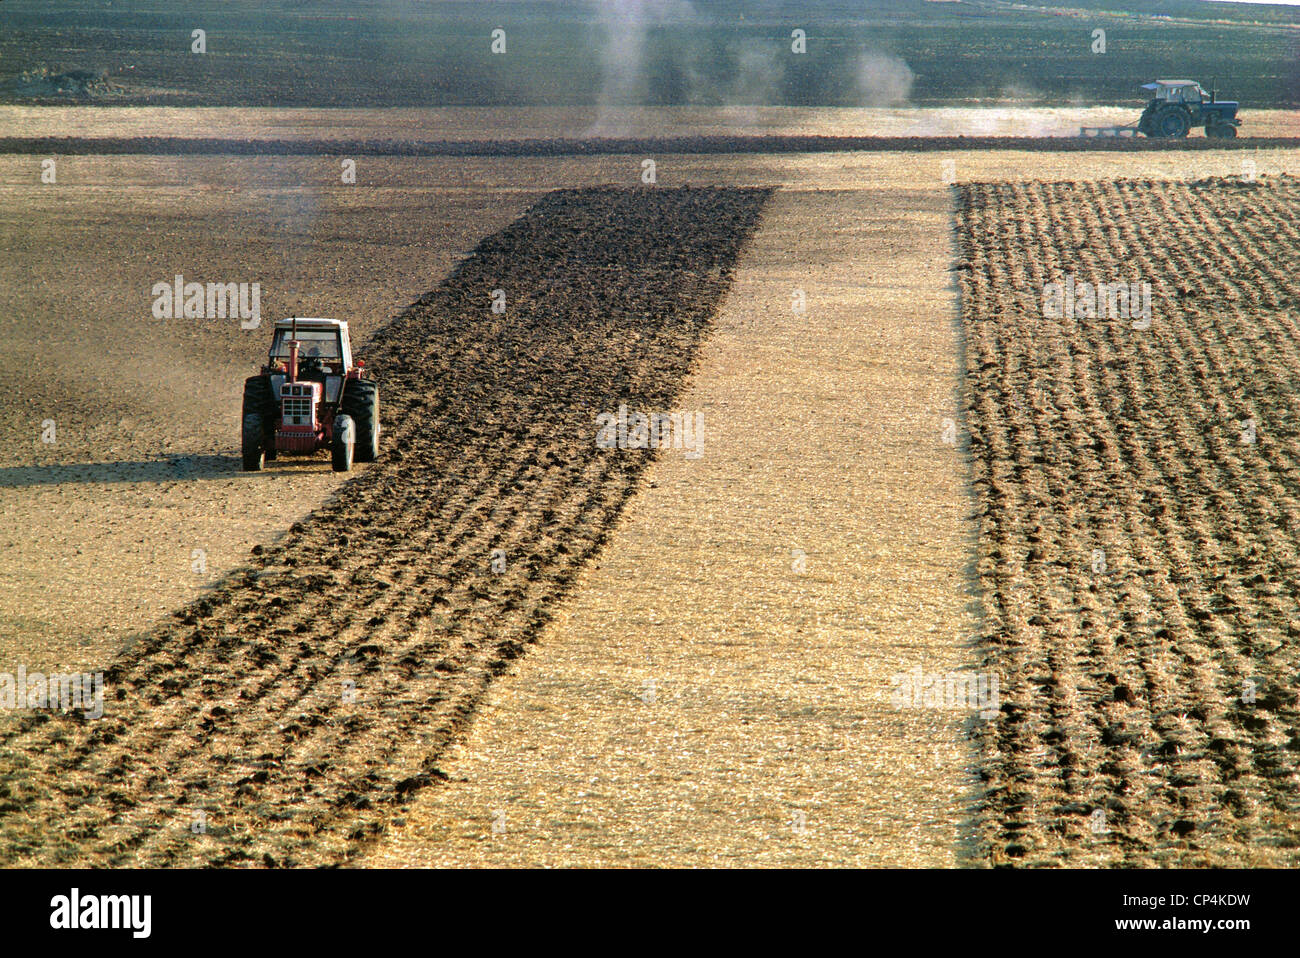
left=1137, top=80, right=1241, bottom=139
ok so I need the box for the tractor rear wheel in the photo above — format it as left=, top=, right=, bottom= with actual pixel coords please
left=1154, top=106, right=1191, bottom=138
left=1137, top=103, right=1157, bottom=136
left=242, top=375, right=278, bottom=461
left=332, top=414, right=355, bottom=472
left=341, top=379, right=380, bottom=463
left=241, top=413, right=266, bottom=471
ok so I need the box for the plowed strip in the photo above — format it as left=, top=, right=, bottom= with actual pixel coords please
left=0, top=185, right=773, bottom=867
left=957, top=176, right=1300, bottom=866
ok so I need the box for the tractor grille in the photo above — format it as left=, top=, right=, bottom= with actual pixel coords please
left=282, top=397, right=314, bottom=426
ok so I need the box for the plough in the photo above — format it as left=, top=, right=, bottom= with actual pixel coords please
left=1079, top=125, right=1140, bottom=138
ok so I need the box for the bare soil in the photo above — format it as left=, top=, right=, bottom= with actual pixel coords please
left=4, top=140, right=1299, bottom=868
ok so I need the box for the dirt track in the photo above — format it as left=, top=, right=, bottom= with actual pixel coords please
left=959, top=176, right=1300, bottom=866
left=0, top=186, right=771, bottom=866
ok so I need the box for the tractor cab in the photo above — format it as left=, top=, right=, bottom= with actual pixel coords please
left=266, top=318, right=353, bottom=405
left=269, top=318, right=352, bottom=371
left=1142, top=80, right=1206, bottom=105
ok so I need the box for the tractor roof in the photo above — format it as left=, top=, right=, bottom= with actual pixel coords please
left=1143, top=80, right=1200, bottom=89
left=273, top=317, right=348, bottom=329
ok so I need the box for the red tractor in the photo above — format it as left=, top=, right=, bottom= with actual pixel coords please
left=241, top=317, right=379, bottom=472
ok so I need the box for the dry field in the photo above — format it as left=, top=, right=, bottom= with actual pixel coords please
left=958, top=176, right=1300, bottom=866
left=0, top=186, right=771, bottom=866
left=2, top=136, right=1299, bottom=867
left=0, top=155, right=538, bottom=674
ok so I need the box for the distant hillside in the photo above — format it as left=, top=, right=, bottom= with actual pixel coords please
left=0, top=0, right=1295, bottom=107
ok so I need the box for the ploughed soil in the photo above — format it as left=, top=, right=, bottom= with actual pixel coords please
left=957, top=175, right=1300, bottom=866
left=0, top=186, right=772, bottom=867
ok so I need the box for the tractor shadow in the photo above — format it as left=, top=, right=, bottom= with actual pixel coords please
left=0, top=455, right=243, bottom=488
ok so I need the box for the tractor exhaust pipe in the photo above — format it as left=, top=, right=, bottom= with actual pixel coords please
left=287, top=316, right=299, bottom=384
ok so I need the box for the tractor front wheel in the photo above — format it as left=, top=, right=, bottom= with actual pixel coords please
left=241, top=413, right=266, bottom=471
left=1207, top=123, right=1237, bottom=139
left=332, top=414, right=355, bottom=472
